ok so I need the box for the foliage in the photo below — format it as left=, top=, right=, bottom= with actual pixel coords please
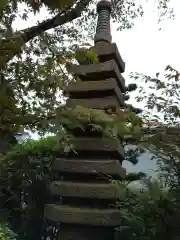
left=75, top=47, right=99, bottom=64
left=0, top=136, right=62, bottom=240
left=125, top=145, right=145, bottom=165
left=54, top=105, right=143, bottom=141
left=130, top=65, right=180, bottom=125
left=130, top=65, right=180, bottom=163
left=0, top=223, right=17, bottom=240
left=121, top=64, right=180, bottom=240
left=114, top=176, right=180, bottom=240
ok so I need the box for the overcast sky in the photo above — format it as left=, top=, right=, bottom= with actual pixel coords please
left=112, top=0, right=180, bottom=76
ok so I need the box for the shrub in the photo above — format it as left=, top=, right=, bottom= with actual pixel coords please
left=0, top=223, right=17, bottom=240
left=0, top=136, right=60, bottom=240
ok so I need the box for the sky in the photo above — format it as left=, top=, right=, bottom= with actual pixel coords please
left=14, top=0, right=180, bottom=176
left=112, top=0, right=180, bottom=77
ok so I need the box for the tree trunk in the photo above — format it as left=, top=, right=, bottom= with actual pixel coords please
left=0, top=129, right=17, bottom=154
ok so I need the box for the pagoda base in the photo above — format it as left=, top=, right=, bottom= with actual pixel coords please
left=58, top=224, right=114, bottom=240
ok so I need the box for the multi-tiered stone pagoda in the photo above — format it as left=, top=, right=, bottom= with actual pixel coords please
left=44, top=1, right=129, bottom=239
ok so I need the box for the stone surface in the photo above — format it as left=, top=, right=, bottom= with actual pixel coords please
left=58, top=224, right=114, bottom=240
left=94, top=0, right=112, bottom=43
left=65, top=78, right=125, bottom=107
left=68, top=60, right=125, bottom=92
left=93, top=43, right=125, bottom=73
left=66, top=96, right=122, bottom=113
left=69, top=137, right=125, bottom=160
left=52, top=159, right=126, bottom=179
left=49, top=181, right=126, bottom=200
left=44, top=204, right=122, bottom=226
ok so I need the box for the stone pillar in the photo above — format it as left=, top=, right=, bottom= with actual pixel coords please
left=44, top=1, right=128, bottom=240
left=94, top=0, right=112, bottom=44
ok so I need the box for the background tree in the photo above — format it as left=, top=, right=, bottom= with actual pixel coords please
left=129, top=64, right=180, bottom=216
left=115, top=175, right=180, bottom=240
left=130, top=65, right=180, bottom=160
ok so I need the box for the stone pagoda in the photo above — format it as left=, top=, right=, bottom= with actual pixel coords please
left=44, top=1, right=130, bottom=239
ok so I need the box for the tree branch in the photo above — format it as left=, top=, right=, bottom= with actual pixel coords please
left=0, top=0, right=91, bottom=69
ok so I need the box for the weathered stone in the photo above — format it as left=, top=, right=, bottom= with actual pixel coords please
left=94, top=0, right=112, bottom=44
left=44, top=1, right=127, bottom=238
left=49, top=181, right=126, bottom=200
left=52, top=159, right=126, bottom=179
left=58, top=224, right=114, bottom=240
left=70, top=137, right=125, bottom=160
left=68, top=60, right=125, bottom=92
left=92, top=43, right=125, bottom=73
left=65, top=78, right=125, bottom=107
left=44, top=204, right=122, bottom=226
left=66, top=96, right=122, bottom=113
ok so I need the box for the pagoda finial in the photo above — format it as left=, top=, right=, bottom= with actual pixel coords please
left=94, top=0, right=112, bottom=44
